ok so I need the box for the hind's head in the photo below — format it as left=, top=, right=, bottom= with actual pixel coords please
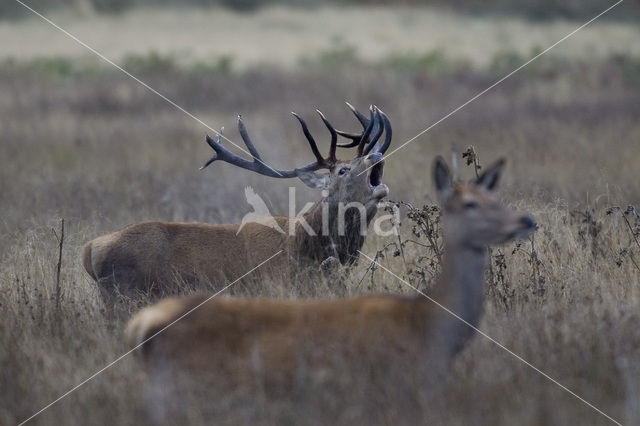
left=433, top=157, right=536, bottom=249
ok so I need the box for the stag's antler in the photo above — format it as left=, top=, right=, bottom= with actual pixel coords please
left=200, top=104, right=388, bottom=178
left=200, top=112, right=339, bottom=178
left=334, top=103, right=392, bottom=157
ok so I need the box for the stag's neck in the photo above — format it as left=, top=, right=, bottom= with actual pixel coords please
left=426, top=242, right=488, bottom=357
left=292, top=198, right=376, bottom=265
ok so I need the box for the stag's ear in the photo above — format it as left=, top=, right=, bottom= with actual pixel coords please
left=476, top=158, right=506, bottom=191
left=433, top=156, right=453, bottom=204
left=297, top=171, right=331, bottom=189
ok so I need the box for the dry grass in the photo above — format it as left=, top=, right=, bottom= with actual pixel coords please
left=1, top=6, right=640, bottom=425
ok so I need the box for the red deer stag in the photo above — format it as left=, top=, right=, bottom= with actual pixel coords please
left=125, top=157, right=537, bottom=422
left=83, top=105, right=392, bottom=307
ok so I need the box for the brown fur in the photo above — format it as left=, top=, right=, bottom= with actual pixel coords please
left=126, top=294, right=435, bottom=384
left=82, top=242, right=96, bottom=281
left=84, top=153, right=388, bottom=306
left=124, top=158, right=537, bottom=418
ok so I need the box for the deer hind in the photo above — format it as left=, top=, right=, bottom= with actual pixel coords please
left=125, top=157, right=537, bottom=419
left=83, top=104, right=393, bottom=308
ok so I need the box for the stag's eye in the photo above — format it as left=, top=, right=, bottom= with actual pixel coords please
left=464, top=201, right=478, bottom=210
left=338, top=167, right=349, bottom=176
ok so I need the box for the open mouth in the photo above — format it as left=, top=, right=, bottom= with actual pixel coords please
left=369, top=161, right=384, bottom=188
left=368, top=160, right=388, bottom=200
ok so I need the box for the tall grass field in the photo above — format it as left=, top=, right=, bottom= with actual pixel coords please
left=1, top=4, right=639, bottom=425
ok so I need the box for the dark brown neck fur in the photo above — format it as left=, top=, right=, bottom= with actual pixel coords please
left=293, top=198, right=377, bottom=264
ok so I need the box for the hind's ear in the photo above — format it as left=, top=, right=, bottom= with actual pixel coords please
left=297, top=171, right=331, bottom=189
left=476, top=158, right=506, bottom=191
left=433, top=156, right=452, bottom=204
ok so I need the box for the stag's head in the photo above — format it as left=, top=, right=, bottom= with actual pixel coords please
left=433, top=157, right=537, bottom=249
left=295, top=104, right=390, bottom=212
left=201, top=103, right=392, bottom=214
left=308, top=149, right=387, bottom=212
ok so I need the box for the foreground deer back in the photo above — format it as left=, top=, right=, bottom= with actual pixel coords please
left=125, top=157, right=537, bottom=421
left=83, top=104, right=392, bottom=307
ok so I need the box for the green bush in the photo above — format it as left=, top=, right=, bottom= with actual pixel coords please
left=299, top=40, right=360, bottom=70
left=91, top=0, right=131, bottom=13
left=122, top=51, right=178, bottom=74
left=191, top=55, right=236, bottom=75
left=1, top=56, right=104, bottom=79
left=380, top=50, right=462, bottom=75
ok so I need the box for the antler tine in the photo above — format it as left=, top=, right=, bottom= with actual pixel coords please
left=371, top=108, right=392, bottom=155
left=335, top=134, right=361, bottom=147
left=335, top=103, right=382, bottom=151
left=335, top=102, right=371, bottom=147
left=345, top=101, right=369, bottom=127
left=200, top=131, right=222, bottom=170
left=291, top=112, right=327, bottom=167
left=201, top=120, right=298, bottom=178
left=201, top=110, right=350, bottom=180
left=363, top=107, right=384, bottom=156
left=316, top=109, right=338, bottom=163
left=237, top=115, right=261, bottom=161
left=356, top=106, right=376, bottom=157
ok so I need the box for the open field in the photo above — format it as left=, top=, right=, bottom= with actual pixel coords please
left=1, top=6, right=640, bottom=70
left=1, top=4, right=640, bottom=426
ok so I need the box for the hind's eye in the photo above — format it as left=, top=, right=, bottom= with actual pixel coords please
left=464, top=201, right=478, bottom=210
left=338, top=167, right=348, bottom=176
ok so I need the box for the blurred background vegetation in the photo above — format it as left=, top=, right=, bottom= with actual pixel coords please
left=1, top=0, right=639, bottom=19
